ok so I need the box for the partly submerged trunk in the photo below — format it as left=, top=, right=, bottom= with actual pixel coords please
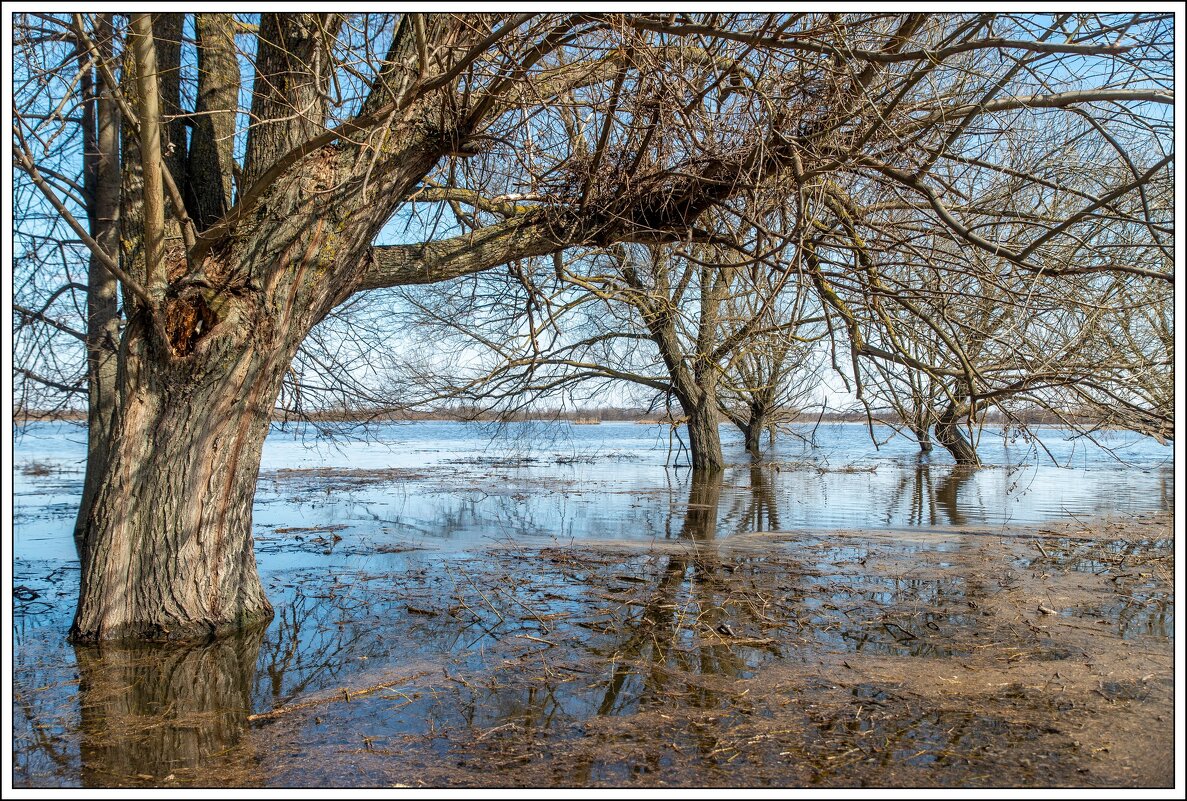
left=71, top=310, right=291, bottom=641
left=683, top=397, right=725, bottom=471
left=741, top=400, right=769, bottom=459
left=911, top=423, right=933, bottom=455
left=742, top=418, right=762, bottom=458
left=935, top=399, right=980, bottom=467
left=725, top=396, right=776, bottom=460
left=67, top=194, right=359, bottom=641
left=746, top=425, right=762, bottom=458
left=70, top=40, right=448, bottom=640
left=72, top=129, right=444, bottom=642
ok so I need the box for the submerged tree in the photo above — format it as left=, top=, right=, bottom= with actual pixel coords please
left=11, top=12, right=1173, bottom=641
left=716, top=257, right=825, bottom=459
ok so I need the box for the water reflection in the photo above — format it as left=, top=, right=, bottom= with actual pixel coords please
left=11, top=447, right=1175, bottom=787
left=680, top=469, right=724, bottom=540
left=266, top=458, right=1172, bottom=556
left=883, top=465, right=976, bottom=527
left=206, top=469, right=1174, bottom=739
left=74, top=627, right=265, bottom=786
left=723, top=466, right=779, bottom=532
left=332, top=468, right=1138, bottom=786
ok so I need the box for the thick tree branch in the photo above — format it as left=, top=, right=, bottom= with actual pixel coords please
left=363, top=214, right=565, bottom=291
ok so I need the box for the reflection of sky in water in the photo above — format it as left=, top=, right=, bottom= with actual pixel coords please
left=11, top=420, right=1173, bottom=788
left=13, top=420, right=1173, bottom=563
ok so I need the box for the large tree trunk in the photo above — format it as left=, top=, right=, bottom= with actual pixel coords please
left=683, top=397, right=724, bottom=471
left=71, top=120, right=442, bottom=641
left=70, top=300, right=301, bottom=641
left=69, top=10, right=447, bottom=643
left=71, top=373, right=276, bottom=640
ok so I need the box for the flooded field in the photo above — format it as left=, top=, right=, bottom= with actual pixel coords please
left=11, top=420, right=1176, bottom=787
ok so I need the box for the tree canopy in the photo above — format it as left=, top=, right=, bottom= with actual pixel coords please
left=9, top=11, right=1174, bottom=640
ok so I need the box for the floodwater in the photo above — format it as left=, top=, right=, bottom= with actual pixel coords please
left=11, top=420, right=1175, bottom=787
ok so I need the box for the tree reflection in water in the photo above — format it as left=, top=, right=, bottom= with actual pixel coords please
left=75, top=625, right=265, bottom=786
left=445, top=468, right=792, bottom=783
left=886, top=464, right=975, bottom=527
left=14, top=456, right=1169, bottom=788
left=42, top=463, right=987, bottom=787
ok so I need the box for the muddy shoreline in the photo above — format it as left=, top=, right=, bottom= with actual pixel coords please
left=13, top=510, right=1173, bottom=788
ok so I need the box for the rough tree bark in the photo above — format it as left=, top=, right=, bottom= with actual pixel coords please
left=185, top=13, right=239, bottom=229
left=71, top=126, right=454, bottom=639
left=70, top=13, right=449, bottom=641
left=680, top=390, right=725, bottom=471
left=73, top=308, right=288, bottom=639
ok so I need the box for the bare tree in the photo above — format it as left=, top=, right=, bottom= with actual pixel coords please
left=387, top=231, right=825, bottom=470
left=716, top=253, right=826, bottom=458
left=820, top=134, right=1173, bottom=464
left=12, top=12, right=1173, bottom=641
